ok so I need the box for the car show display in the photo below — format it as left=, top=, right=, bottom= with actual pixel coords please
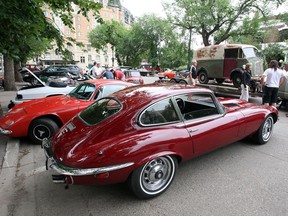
left=42, top=83, right=278, bottom=199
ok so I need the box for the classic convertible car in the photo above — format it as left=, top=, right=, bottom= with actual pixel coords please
left=0, top=79, right=133, bottom=144
left=43, top=83, right=278, bottom=199
left=12, top=69, right=75, bottom=105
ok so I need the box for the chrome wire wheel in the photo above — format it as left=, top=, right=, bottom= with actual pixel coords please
left=262, top=116, right=273, bottom=142
left=130, top=155, right=177, bottom=199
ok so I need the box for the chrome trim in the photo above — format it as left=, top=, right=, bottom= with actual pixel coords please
left=0, top=127, right=12, bottom=135
left=42, top=138, right=134, bottom=176
left=50, top=161, right=135, bottom=176
left=174, top=114, right=223, bottom=128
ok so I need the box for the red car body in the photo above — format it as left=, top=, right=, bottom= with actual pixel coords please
left=0, top=79, right=133, bottom=144
left=43, top=84, right=278, bottom=199
left=158, top=70, right=176, bottom=79
left=124, top=70, right=144, bottom=85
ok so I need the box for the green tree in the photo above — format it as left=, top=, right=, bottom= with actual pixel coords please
left=0, top=0, right=102, bottom=90
left=262, top=43, right=285, bottom=64
left=88, top=20, right=127, bottom=66
left=164, top=0, right=285, bottom=47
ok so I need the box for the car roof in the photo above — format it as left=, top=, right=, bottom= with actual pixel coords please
left=84, top=79, right=133, bottom=86
left=111, top=83, right=214, bottom=107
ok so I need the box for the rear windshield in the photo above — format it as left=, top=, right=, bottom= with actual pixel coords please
left=79, top=98, right=122, bottom=125
left=68, top=82, right=96, bottom=100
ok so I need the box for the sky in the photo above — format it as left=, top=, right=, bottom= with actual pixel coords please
left=121, top=0, right=172, bottom=17
left=121, top=0, right=287, bottom=17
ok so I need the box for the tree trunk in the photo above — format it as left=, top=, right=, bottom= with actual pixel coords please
left=14, top=61, right=23, bottom=82
left=187, top=28, right=192, bottom=69
left=3, top=55, right=17, bottom=91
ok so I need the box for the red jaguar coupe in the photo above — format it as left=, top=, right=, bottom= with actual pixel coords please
left=43, top=83, right=278, bottom=199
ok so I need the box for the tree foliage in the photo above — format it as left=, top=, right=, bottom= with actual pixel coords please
left=262, top=43, right=286, bottom=64
left=164, top=0, right=286, bottom=47
left=0, top=0, right=102, bottom=90
left=88, top=15, right=187, bottom=69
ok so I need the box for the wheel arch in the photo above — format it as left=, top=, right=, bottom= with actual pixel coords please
left=230, top=68, right=242, bottom=80
left=197, top=67, right=207, bottom=76
left=29, top=114, right=64, bottom=129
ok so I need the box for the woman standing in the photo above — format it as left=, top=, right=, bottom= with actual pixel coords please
left=261, top=60, right=287, bottom=107
left=240, top=63, right=252, bottom=101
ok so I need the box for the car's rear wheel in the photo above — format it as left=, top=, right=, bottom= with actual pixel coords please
left=216, top=78, right=225, bottom=84
left=253, top=115, right=274, bottom=144
left=28, top=118, right=59, bottom=144
left=129, top=155, right=177, bottom=199
left=232, top=73, right=242, bottom=88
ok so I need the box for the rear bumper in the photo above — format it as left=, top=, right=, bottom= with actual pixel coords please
left=42, top=138, right=134, bottom=177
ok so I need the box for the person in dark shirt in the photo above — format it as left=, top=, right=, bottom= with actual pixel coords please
left=102, top=68, right=114, bottom=79
left=240, top=63, right=252, bottom=101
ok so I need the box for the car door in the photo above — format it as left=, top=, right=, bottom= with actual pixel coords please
left=174, top=93, right=240, bottom=156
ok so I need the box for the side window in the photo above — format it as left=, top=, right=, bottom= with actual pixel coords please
left=224, top=48, right=239, bottom=58
left=94, top=87, right=103, bottom=100
left=102, top=85, right=127, bottom=97
left=73, top=83, right=95, bottom=100
left=140, top=98, right=180, bottom=125
left=175, top=93, right=219, bottom=120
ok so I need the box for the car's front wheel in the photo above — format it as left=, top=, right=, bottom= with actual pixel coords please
left=28, top=118, right=59, bottom=144
left=129, top=155, right=177, bottom=199
left=253, top=115, right=274, bottom=144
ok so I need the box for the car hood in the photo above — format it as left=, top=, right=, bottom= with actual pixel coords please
left=13, top=95, right=81, bottom=113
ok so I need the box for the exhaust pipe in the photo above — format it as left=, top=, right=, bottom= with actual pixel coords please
left=52, top=175, right=66, bottom=184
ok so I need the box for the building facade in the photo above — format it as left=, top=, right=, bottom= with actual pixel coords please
left=38, top=0, right=134, bottom=71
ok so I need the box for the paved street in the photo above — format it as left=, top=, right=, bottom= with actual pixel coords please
left=1, top=77, right=288, bottom=215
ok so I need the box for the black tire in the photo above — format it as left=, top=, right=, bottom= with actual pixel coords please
left=216, top=78, right=225, bottom=84
left=198, top=71, right=209, bottom=84
left=232, top=73, right=242, bottom=88
left=28, top=118, right=59, bottom=144
left=169, top=79, right=177, bottom=83
left=253, top=115, right=274, bottom=144
left=129, top=155, right=177, bottom=199
left=179, top=79, right=188, bottom=85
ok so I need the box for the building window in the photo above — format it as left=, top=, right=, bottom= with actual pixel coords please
left=88, top=55, right=92, bottom=61
left=77, top=24, right=81, bottom=30
left=87, top=25, right=90, bottom=30
left=87, top=44, right=91, bottom=51
left=66, top=29, right=71, bottom=35
left=78, top=32, right=81, bottom=37
left=80, top=56, right=85, bottom=63
left=77, top=16, right=81, bottom=21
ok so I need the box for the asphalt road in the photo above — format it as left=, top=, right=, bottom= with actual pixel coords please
left=1, top=76, right=288, bottom=215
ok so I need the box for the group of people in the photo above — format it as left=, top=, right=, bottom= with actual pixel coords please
left=240, top=60, right=287, bottom=108
left=89, top=62, right=125, bottom=80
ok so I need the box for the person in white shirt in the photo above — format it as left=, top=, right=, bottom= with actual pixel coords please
left=261, top=60, right=287, bottom=107
left=90, top=62, right=104, bottom=78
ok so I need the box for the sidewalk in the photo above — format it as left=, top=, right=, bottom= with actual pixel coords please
left=0, top=86, right=19, bottom=174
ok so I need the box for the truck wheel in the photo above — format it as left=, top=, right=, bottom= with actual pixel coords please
left=198, top=71, right=209, bottom=84
left=232, top=73, right=242, bottom=88
left=28, top=118, right=59, bottom=144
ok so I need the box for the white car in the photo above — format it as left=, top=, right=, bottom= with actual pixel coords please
left=12, top=69, right=75, bottom=106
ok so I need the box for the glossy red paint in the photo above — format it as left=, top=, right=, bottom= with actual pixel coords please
left=44, top=83, right=278, bottom=198
left=0, top=79, right=133, bottom=141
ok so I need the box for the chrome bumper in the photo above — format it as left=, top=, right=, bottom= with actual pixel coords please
left=0, top=127, right=12, bottom=135
left=42, top=138, right=134, bottom=176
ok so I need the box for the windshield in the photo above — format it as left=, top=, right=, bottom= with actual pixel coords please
left=68, top=82, right=96, bottom=100
left=242, top=47, right=257, bottom=58
left=79, top=98, right=122, bottom=125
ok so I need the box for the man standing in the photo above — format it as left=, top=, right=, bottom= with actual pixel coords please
left=90, top=62, right=104, bottom=78
left=188, top=59, right=197, bottom=85
left=261, top=60, right=287, bottom=107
